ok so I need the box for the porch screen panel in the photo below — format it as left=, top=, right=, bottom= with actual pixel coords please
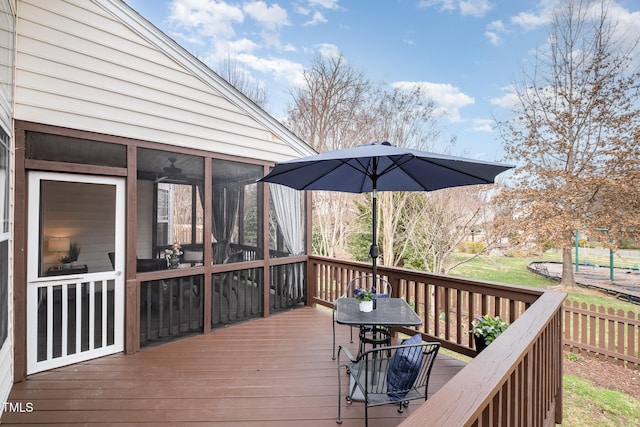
left=211, top=159, right=263, bottom=264
left=26, top=132, right=126, bottom=168
left=136, top=149, right=204, bottom=271
left=211, top=268, right=263, bottom=328
left=139, top=275, right=204, bottom=346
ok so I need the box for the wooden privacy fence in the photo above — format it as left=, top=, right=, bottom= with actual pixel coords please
left=563, top=300, right=640, bottom=366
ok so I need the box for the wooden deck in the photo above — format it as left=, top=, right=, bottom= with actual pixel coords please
left=2, top=306, right=466, bottom=426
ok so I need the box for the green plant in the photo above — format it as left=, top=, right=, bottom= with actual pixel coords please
left=353, top=286, right=374, bottom=302
left=60, top=243, right=80, bottom=263
left=566, top=352, right=580, bottom=362
left=470, top=315, right=509, bottom=346
left=164, top=242, right=183, bottom=259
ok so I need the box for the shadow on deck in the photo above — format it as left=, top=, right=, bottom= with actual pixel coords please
left=3, top=307, right=465, bottom=426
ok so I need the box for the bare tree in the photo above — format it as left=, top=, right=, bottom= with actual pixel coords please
left=496, top=0, right=640, bottom=287
left=285, top=54, right=371, bottom=258
left=405, top=186, right=494, bottom=274
left=216, top=54, right=269, bottom=110
left=285, top=54, right=455, bottom=263
left=285, top=54, right=370, bottom=153
left=365, top=85, right=443, bottom=267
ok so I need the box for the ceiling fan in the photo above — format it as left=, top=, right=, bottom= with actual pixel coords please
left=155, top=157, right=189, bottom=183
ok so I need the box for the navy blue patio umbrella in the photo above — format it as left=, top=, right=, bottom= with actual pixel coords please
left=259, top=141, right=514, bottom=278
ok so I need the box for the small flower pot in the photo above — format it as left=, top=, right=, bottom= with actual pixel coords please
left=473, top=334, right=488, bottom=353
left=359, top=300, right=373, bottom=312
left=169, top=257, right=180, bottom=269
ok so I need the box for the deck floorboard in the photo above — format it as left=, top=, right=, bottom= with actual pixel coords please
left=3, top=306, right=465, bottom=426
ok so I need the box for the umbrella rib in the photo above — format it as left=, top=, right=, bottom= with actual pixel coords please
left=262, top=160, right=346, bottom=190
left=416, top=158, right=500, bottom=184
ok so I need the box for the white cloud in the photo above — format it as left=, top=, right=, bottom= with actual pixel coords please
left=315, top=43, right=340, bottom=59
left=485, top=20, right=506, bottom=45
left=235, top=53, right=306, bottom=87
left=392, top=81, right=475, bottom=122
left=307, top=0, right=339, bottom=10
left=418, top=0, right=456, bottom=13
left=243, top=1, right=289, bottom=31
left=470, top=118, right=493, bottom=132
left=490, top=85, right=519, bottom=110
left=169, top=0, right=244, bottom=39
left=418, top=0, right=493, bottom=17
left=485, top=31, right=500, bottom=46
left=304, top=11, right=328, bottom=26
left=510, top=11, right=551, bottom=31
left=606, top=3, right=640, bottom=67
left=459, top=0, right=494, bottom=18
left=216, top=38, right=259, bottom=56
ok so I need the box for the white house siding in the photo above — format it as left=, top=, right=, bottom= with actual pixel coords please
left=14, top=0, right=313, bottom=163
left=0, top=0, right=13, bottom=415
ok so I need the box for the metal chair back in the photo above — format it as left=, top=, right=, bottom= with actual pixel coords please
left=331, top=275, right=392, bottom=360
left=336, top=340, right=441, bottom=426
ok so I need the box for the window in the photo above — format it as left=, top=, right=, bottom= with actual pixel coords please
left=136, top=149, right=204, bottom=271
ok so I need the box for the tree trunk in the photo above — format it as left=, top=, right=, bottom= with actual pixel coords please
left=560, top=246, right=575, bottom=287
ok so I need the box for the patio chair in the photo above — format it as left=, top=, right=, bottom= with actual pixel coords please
left=336, top=335, right=440, bottom=426
left=332, top=275, right=393, bottom=360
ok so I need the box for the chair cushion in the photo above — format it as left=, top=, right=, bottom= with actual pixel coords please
left=183, top=250, right=203, bottom=262
left=386, top=333, right=423, bottom=400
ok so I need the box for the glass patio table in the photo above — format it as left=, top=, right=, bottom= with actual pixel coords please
left=335, top=297, right=422, bottom=329
left=336, top=298, right=422, bottom=357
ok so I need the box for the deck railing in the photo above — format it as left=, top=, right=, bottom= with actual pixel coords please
left=308, top=255, right=566, bottom=426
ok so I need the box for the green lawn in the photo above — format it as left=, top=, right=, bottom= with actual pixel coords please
left=447, top=251, right=640, bottom=426
left=448, top=252, right=640, bottom=313
left=562, top=375, right=640, bottom=427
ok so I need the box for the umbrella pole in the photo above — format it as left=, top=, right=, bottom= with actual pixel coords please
left=370, top=188, right=379, bottom=280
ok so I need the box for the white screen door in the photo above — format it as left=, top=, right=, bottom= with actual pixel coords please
left=26, top=172, right=125, bottom=374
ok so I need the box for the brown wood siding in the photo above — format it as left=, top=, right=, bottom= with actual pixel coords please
left=2, top=306, right=464, bottom=425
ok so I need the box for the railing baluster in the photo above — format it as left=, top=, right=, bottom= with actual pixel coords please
left=102, top=280, right=108, bottom=348
left=61, top=284, right=68, bottom=357
left=88, top=281, right=95, bottom=351
left=75, top=283, right=82, bottom=355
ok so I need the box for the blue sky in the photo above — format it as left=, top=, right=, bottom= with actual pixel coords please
left=124, top=0, right=640, bottom=161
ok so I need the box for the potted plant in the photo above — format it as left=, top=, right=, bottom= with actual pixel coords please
left=470, top=315, right=509, bottom=353
left=353, top=286, right=375, bottom=312
left=164, top=242, right=183, bottom=269
left=60, top=243, right=81, bottom=268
